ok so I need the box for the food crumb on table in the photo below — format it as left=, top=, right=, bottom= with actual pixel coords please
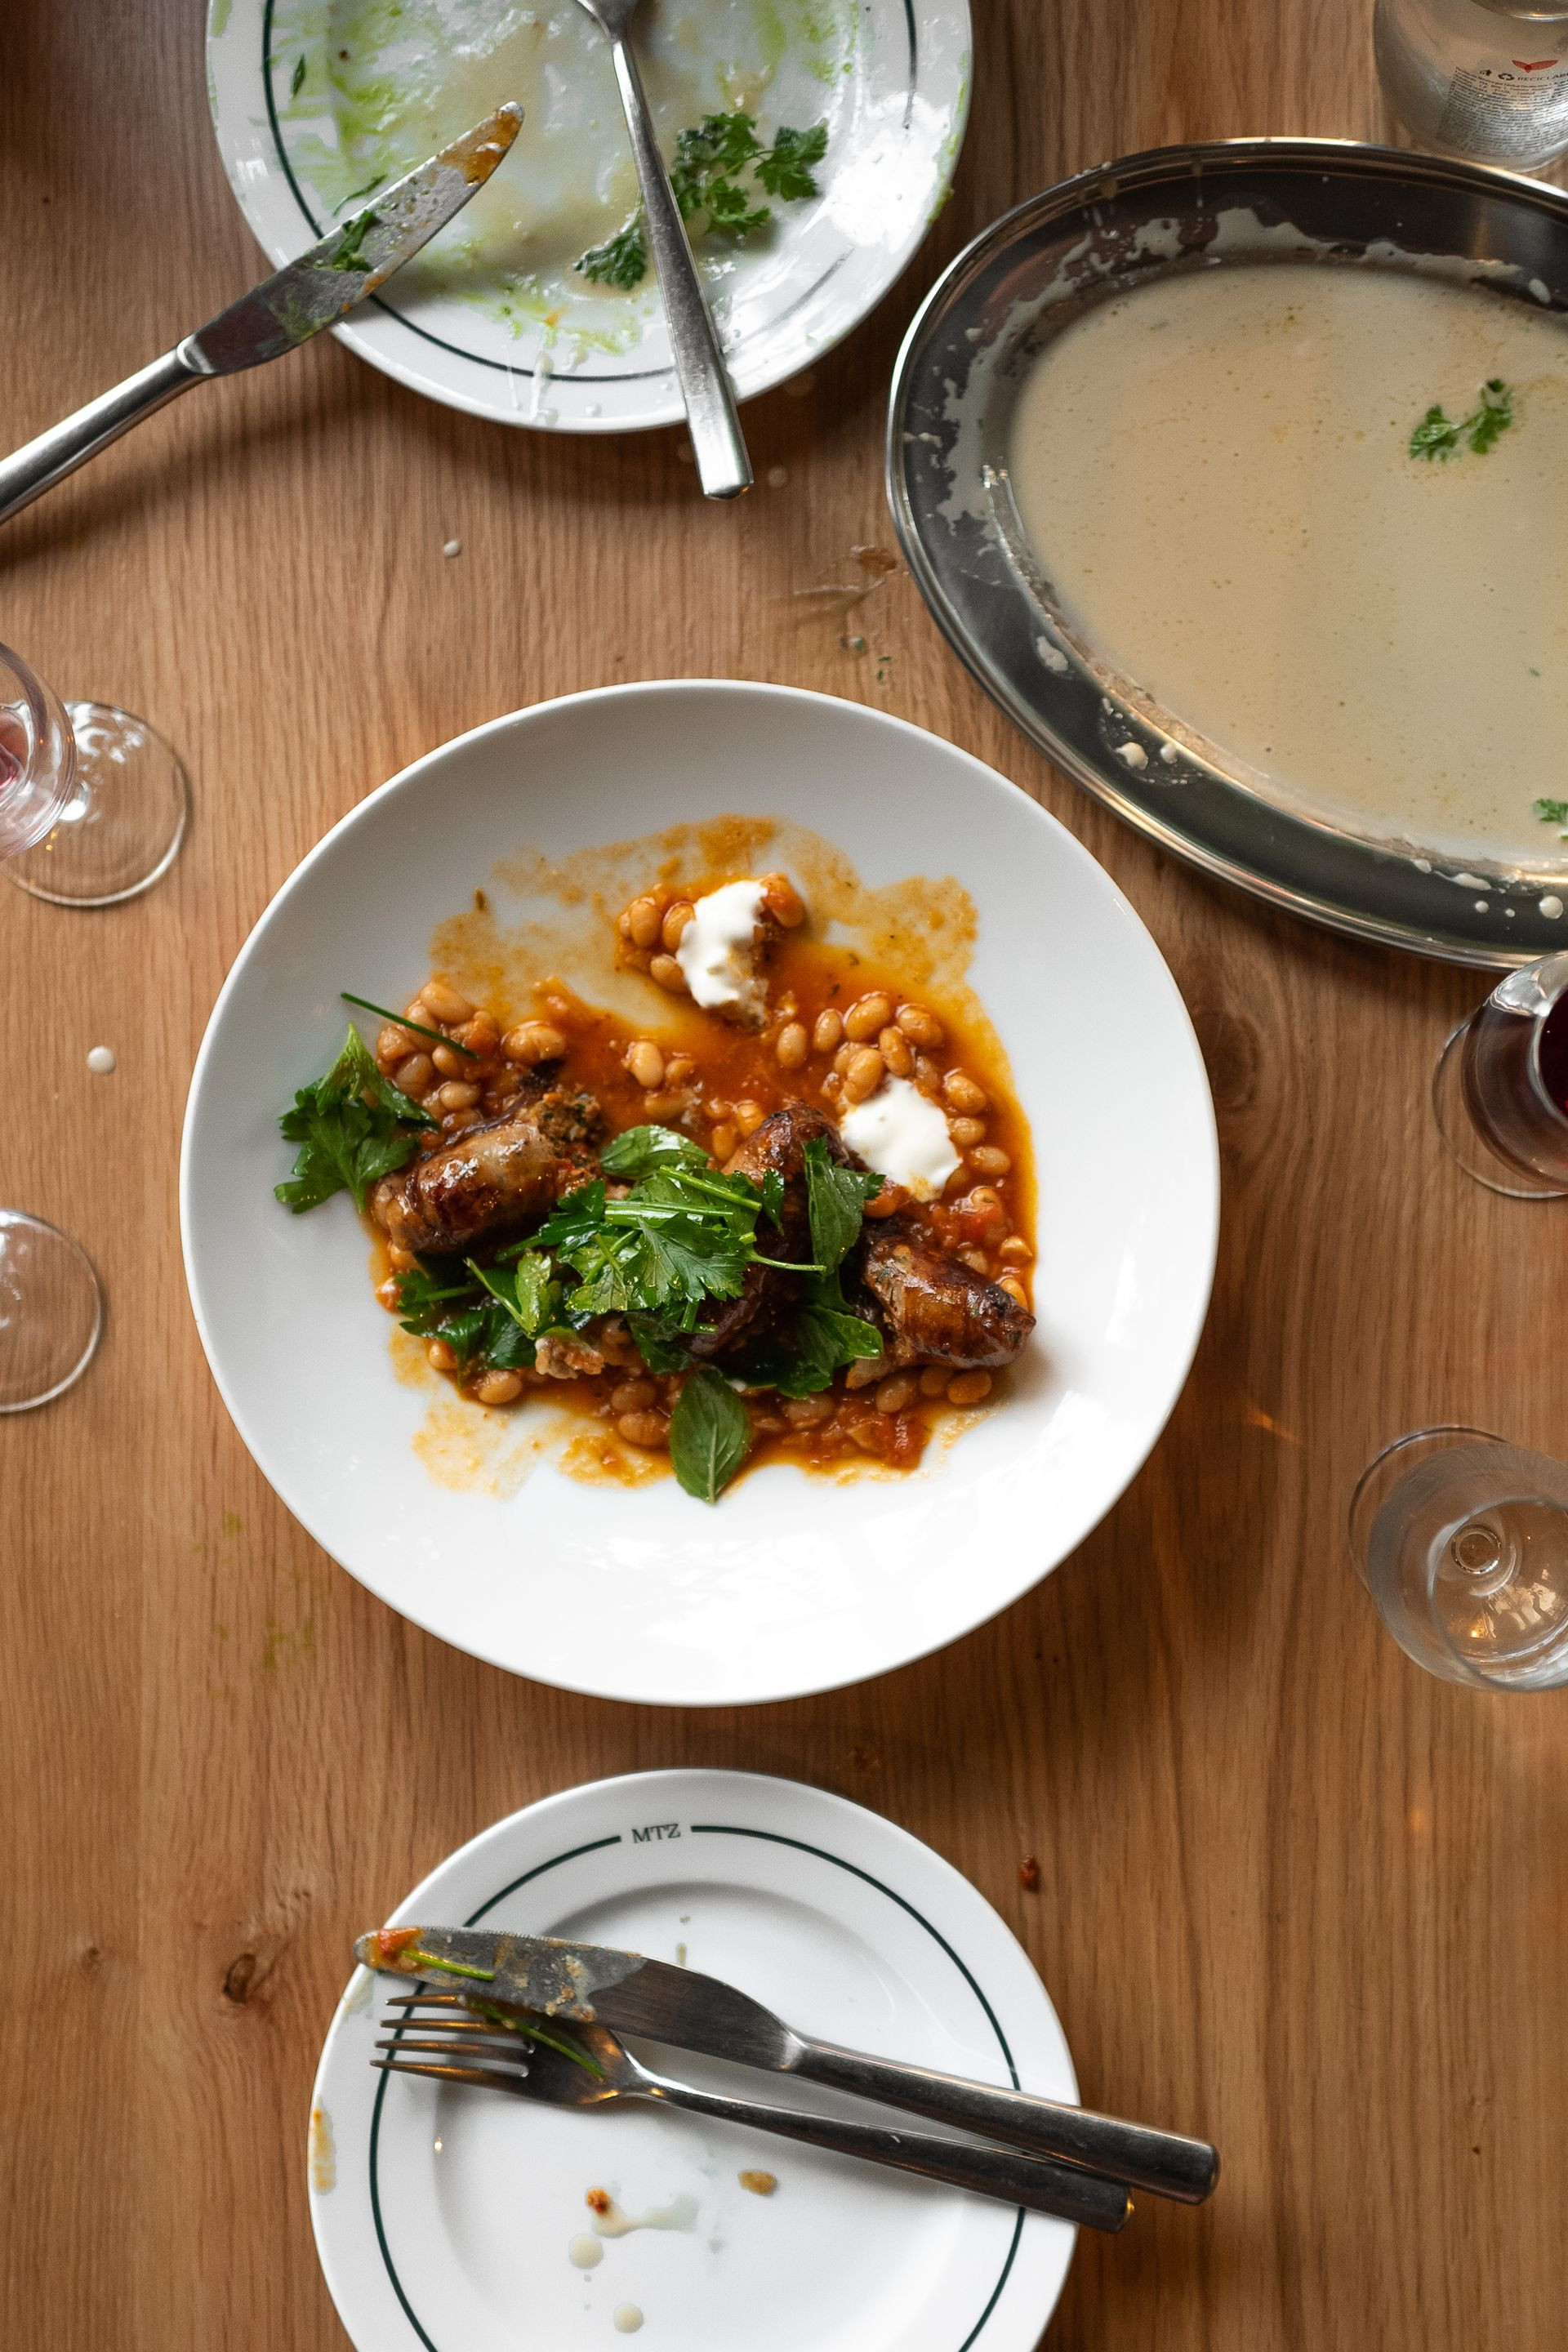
left=442, top=538, right=462, bottom=558
left=86, top=1045, right=116, bottom=1074
left=1018, top=1855, right=1041, bottom=1891
left=739, top=2169, right=777, bottom=2195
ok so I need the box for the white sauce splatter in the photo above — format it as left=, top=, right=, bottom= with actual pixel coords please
left=86, top=1045, right=116, bottom=1075
left=590, top=2192, right=698, bottom=2240
left=1116, top=740, right=1149, bottom=770
left=568, top=2234, right=604, bottom=2270
left=839, top=1077, right=960, bottom=1202
left=613, top=2307, right=644, bottom=2334
left=1035, top=635, right=1069, bottom=674
left=1543, top=894, right=1565, bottom=919
left=675, top=880, right=768, bottom=1013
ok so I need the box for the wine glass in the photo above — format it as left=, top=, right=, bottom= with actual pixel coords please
left=0, top=638, right=187, bottom=905
left=1432, top=953, right=1568, bottom=1199
left=1349, top=1426, right=1568, bottom=1687
left=0, top=1210, right=103, bottom=1413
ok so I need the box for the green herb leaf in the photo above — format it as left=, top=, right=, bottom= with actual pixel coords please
left=702, top=176, right=769, bottom=238
left=755, top=121, right=827, bottom=202
left=1535, top=797, right=1568, bottom=826
left=629, top=1313, right=693, bottom=1373
left=275, top=1024, right=434, bottom=1214
left=803, top=1137, right=884, bottom=1275
left=577, top=212, right=649, bottom=288
left=600, top=1123, right=710, bottom=1178
left=466, top=1253, right=560, bottom=1339
left=1410, top=403, right=1462, bottom=462
left=408, top=1947, right=494, bottom=1981
left=669, top=1367, right=753, bottom=1502
left=1468, top=377, right=1513, bottom=455
left=290, top=52, right=306, bottom=98
left=326, top=207, right=380, bottom=274
left=1410, top=379, right=1515, bottom=462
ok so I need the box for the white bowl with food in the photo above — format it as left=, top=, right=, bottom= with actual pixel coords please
left=206, top=0, right=971, bottom=432
left=180, top=680, right=1217, bottom=1704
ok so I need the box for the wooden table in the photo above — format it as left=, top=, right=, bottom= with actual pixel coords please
left=5, top=3, right=1566, bottom=2344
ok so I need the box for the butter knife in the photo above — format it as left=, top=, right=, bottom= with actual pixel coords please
left=0, top=102, right=522, bottom=528
left=356, top=1925, right=1220, bottom=2205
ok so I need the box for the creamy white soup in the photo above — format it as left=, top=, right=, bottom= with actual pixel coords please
left=1008, top=262, right=1568, bottom=866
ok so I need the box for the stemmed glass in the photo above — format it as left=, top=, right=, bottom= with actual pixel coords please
left=0, top=639, right=186, bottom=1406
left=0, top=637, right=187, bottom=903
left=1432, top=952, right=1568, bottom=1198
left=1349, top=1427, right=1568, bottom=1687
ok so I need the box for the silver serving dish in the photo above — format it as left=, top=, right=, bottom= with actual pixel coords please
left=887, top=137, right=1568, bottom=967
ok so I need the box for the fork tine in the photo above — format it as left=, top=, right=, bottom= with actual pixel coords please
left=375, top=2033, right=531, bottom=2063
left=371, top=2057, right=531, bottom=2095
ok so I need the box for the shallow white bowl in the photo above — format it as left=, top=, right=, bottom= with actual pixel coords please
left=206, top=0, right=971, bottom=433
left=180, top=680, right=1217, bottom=1704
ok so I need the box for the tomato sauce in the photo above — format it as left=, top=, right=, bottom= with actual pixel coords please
left=369, top=871, right=1035, bottom=1491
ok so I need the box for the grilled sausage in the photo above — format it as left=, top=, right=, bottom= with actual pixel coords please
left=372, top=1110, right=596, bottom=1257
left=683, top=1104, right=844, bottom=1361
left=859, top=1220, right=1034, bottom=1368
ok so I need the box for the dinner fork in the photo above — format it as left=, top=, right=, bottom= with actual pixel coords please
left=570, top=0, right=752, bottom=500
left=372, top=1998, right=1131, bottom=2232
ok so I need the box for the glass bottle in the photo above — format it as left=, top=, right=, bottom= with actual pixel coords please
left=1375, top=0, right=1568, bottom=167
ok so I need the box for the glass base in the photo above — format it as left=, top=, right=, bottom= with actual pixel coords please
left=0, top=1210, right=104, bottom=1411
left=5, top=701, right=188, bottom=906
left=1432, top=1021, right=1568, bottom=1200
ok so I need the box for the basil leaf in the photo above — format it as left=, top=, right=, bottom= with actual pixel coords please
left=669, top=1369, right=752, bottom=1503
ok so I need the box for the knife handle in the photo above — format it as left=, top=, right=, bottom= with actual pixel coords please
left=639, top=2072, right=1129, bottom=2232
left=795, top=2042, right=1219, bottom=2206
left=0, top=345, right=208, bottom=527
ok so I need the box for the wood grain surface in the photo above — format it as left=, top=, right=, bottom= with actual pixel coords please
left=3, top=3, right=1566, bottom=2345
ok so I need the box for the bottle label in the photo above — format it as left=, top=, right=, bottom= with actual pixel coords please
left=1437, top=54, right=1568, bottom=151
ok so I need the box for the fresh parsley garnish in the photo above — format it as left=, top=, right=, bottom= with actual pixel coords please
left=575, top=112, right=826, bottom=287
left=394, top=1250, right=564, bottom=1373
left=803, top=1136, right=883, bottom=1274
left=669, top=1366, right=753, bottom=1502
left=275, top=1024, right=434, bottom=1214
left=600, top=1124, right=712, bottom=1178
left=577, top=214, right=650, bottom=289
left=1535, top=797, right=1568, bottom=826
left=753, top=121, right=828, bottom=202
left=326, top=207, right=380, bottom=274
left=532, top=1128, right=806, bottom=1326
left=1409, top=378, right=1514, bottom=462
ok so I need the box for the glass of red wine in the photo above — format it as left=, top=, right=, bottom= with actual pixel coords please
left=1432, top=954, right=1568, bottom=1199
left=0, top=638, right=187, bottom=905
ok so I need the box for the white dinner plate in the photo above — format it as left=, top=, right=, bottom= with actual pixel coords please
left=204, top=0, right=971, bottom=433
left=310, top=1770, right=1079, bottom=2352
left=180, top=680, right=1218, bottom=1705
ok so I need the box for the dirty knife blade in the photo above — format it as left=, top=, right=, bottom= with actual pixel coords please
left=187, top=102, right=522, bottom=371
left=0, top=101, right=520, bottom=527
left=355, top=1926, right=795, bottom=2065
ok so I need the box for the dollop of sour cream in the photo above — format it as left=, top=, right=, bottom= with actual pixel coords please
left=839, top=1077, right=960, bottom=1202
left=675, top=878, right=768, bottom=1013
